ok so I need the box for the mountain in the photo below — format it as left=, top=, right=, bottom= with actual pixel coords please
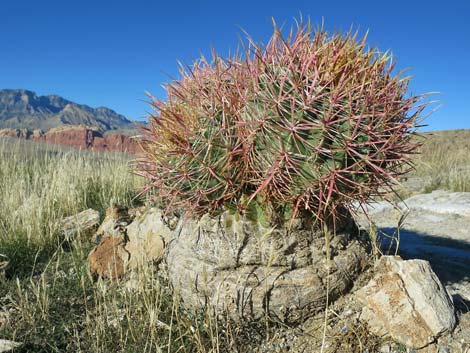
left=0, top=89, right=136, bottom=132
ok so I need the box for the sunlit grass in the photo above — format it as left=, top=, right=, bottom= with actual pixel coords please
left=0, top=138, right=140, bottom=277
left=413, top=130, right=470, bottom=193
left=0, top=138, right=263, bottom=352
left=1, top=130, right=468, bottom=352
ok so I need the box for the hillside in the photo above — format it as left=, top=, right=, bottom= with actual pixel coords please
left=0, top=126, right=141, bottom=153
left=0, top=89, right=135, bottom=132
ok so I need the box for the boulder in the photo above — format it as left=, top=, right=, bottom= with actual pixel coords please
left=88, top=206, right=173, bottom=278
left=0, top=339, right=22, bottom=352
left=167, top=211, right=369, bottom=323
left=88, top=235, right=129, bottom=279
left=356, top=256, right=456, bottom=349
left=124, top=208, right=173, bottom=269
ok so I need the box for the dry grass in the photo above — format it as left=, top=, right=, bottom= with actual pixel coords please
left=413, top=129, right=470, bottom=193
left=1, top=130, right=469, bottom=352
left=0, top=138, right=254, bottom=352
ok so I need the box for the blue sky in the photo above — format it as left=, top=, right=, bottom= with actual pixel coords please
left=1, top=0, right=468, bottom=130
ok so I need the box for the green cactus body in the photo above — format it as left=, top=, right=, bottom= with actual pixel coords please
left=137, top=21, right=429, bottom=226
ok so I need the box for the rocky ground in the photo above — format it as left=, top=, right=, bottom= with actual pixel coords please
left=2, top=189, right=469, bottom=352
left=251, top=190, right=470, bottom=353
left=355, top=190, right=470, bottom=301
left=112, top=190, right=470, bottom=353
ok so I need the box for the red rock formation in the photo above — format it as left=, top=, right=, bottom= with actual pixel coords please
left=0, top=126, right=141, bottom=153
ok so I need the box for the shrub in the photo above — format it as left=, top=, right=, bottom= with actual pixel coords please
left=136, top=21, right=429, bottom=227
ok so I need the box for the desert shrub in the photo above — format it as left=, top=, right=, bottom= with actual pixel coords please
left=137, top=21, right=429, bottom=226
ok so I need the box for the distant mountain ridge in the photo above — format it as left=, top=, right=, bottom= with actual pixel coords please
left=0, top=89, right=135, bottom=132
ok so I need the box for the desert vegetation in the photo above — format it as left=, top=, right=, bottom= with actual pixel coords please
left=0, top=131, right=468, bottom=352
left=0, top=138, right=288, bottom=352
left=1, top=22, right=467, bottom=353
left=413, top=130, right=470, bottom=193
left=138, top=23, right=426, bottom=228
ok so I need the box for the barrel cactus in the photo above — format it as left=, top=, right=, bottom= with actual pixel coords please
left=137, top=22, right=428, bottom=227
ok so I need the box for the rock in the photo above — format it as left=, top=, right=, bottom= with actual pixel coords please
left=0, top=128, right=28, bottom=139
left=353, top=191, right=470, bottom=302
left=0, top=339, right=22, bottom=352
left=31, top=129, right=43, bottom=138
left=88, top=206, right=173, bottom=278
left=355, top=190, right=470, bottom=220
left=40, top=126, right=140, bottom=153
left=88, top=235, right=129, bottom=279
left=59, top=209, right=100, bottom=240
left=0, top=126, right=141, bottom=153
left=404, top=190, right=470, bottom=217
left=124, top=208, right=173, bottom=269
left=92, top=205, right=132, bottom=243
left=167, top=211, right=368, bottom=323
left=356, top=256, right=456, bottom=349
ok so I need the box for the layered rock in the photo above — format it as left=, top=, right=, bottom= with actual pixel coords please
left=88, top=206, right=173, bottom=279
left=88, top=205, right=369, bottom=324
left=167, top=211, right=369, bottom=323
left=356, top=256, right=456, bottom=349
left=0, top=126, right=140, bottom=153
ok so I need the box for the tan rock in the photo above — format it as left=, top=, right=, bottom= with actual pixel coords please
left=88, top=235, right=129, bottom=279
left=167, top=211, right=368, bottom=323
left=88, top=206, right=173, bottom=278
left=31, top=129, right=43, bottom=138
left=59, top=209, right=100, bottom=240
left=124, top=208, right=172, bottom=269
left=356, top=256, right=456, bottom=349
left=92, top=205, right=132, bottom=243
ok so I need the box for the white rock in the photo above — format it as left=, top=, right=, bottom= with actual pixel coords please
left=353, top=190, right=470, bottom=218
left=0, top=339, right=22, bottom=352
left=404, top=190, right=470, bottom=217
left=356, top=256, right=456, bottom=349
left=125, top=208, right=172, bottom=269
